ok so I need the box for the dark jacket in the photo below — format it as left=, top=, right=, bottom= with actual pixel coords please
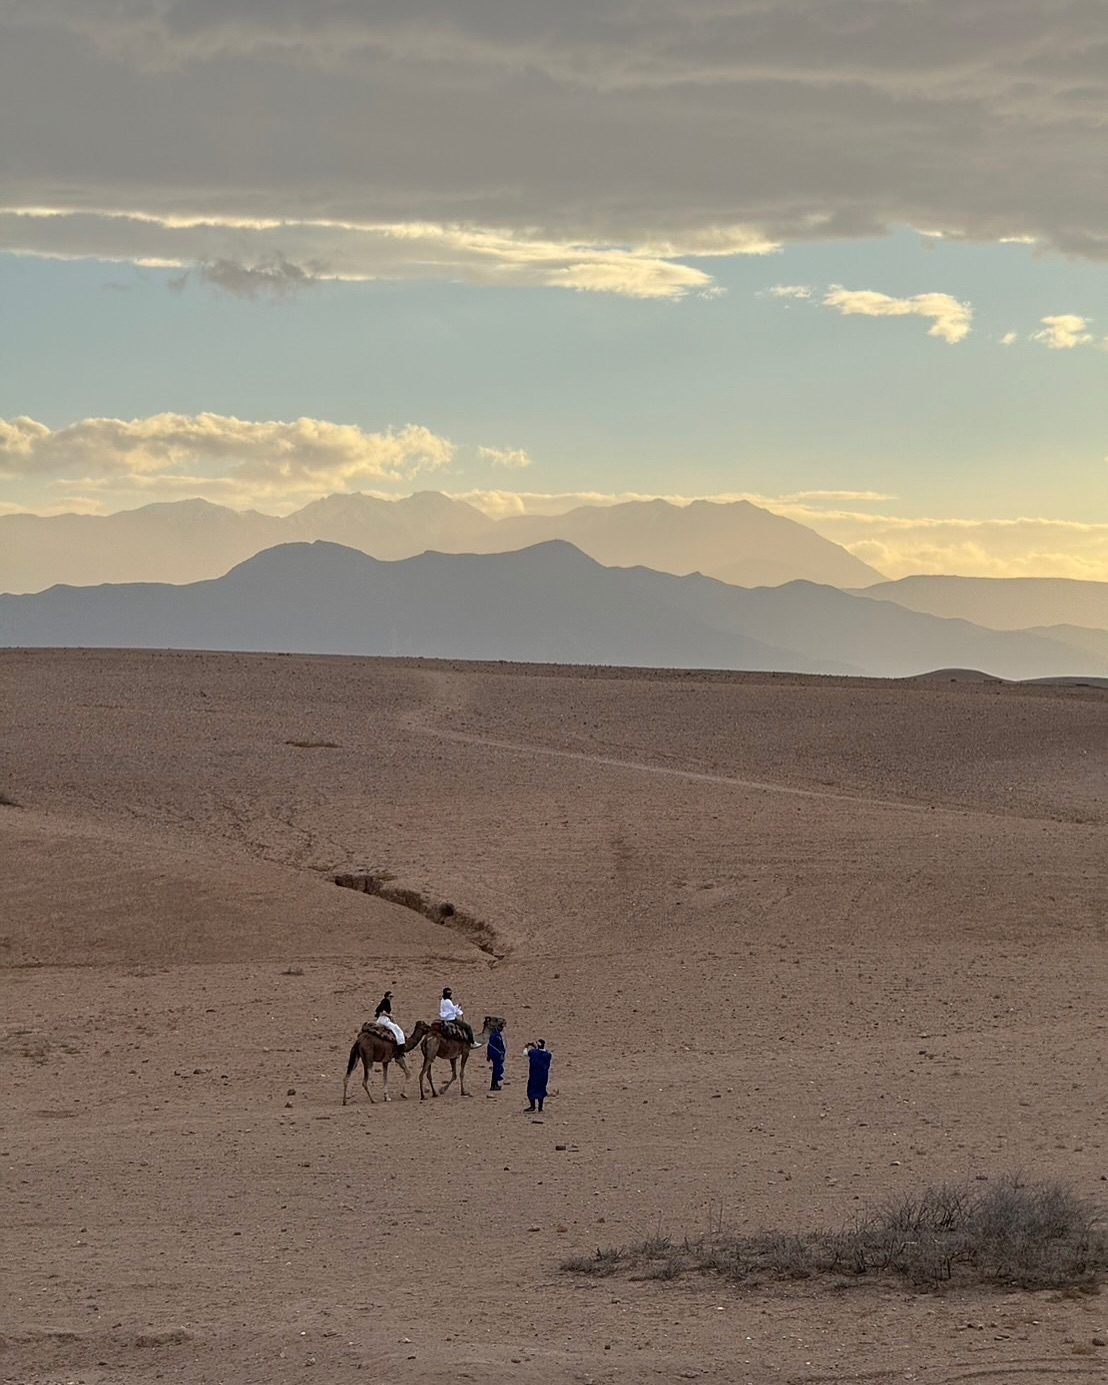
left=526, top=1046, right=552, bottom=1100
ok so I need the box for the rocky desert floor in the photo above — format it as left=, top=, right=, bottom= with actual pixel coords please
left=1, top=649, right=1106, bottom=1385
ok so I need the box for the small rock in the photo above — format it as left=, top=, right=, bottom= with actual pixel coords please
left=287, top=1088, right=296, bottom=1096
left=555, top=1144, right=567, bottom=1151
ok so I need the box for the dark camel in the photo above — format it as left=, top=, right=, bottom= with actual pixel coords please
left=418, top=1016, right=504, bottom=1100
left=343, top=1020, right=432, bottom=1105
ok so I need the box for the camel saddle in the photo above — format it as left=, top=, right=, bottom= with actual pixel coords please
left=433, top=1020, right=467, bottom=1044
left=361, top=1022, right=400, bottom=1045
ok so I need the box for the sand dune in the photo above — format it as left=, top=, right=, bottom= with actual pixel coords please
left=0, top=810, right=474, bottom=968
left=2, top=650, right=1106, bottom=1384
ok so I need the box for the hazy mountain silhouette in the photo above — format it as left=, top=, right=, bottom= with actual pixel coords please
left=474, top=498, right=880, bottom=588
left=283, top=490, right=492, bottom=557
left=855, top=575, right=1108, bottom=632
left=0, top=493, right=881, bottom=594
left=2, top=540, right=1103, bottom=681
left=0, top=499, right=284, bottom=593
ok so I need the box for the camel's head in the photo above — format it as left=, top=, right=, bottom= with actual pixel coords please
left=483, top=1016, right=506, bottom=1033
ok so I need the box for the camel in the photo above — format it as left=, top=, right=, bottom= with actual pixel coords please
left=343, top=1020, right=432, bottom=1105
left=418, top=1016, right=505, bottom=1100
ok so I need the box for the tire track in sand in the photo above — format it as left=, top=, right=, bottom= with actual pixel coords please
left=416, top=722, right=927, bottom=812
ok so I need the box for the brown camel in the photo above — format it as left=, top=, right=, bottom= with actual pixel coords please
left=343, top=1020, right=431, bottom=1105
left=418, top=1016, right=504, bottom=1100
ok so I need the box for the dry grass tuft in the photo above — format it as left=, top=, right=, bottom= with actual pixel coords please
left=285, top=740, right=340, bottom=750
left=561, top=1177, right=1108, bottom=1293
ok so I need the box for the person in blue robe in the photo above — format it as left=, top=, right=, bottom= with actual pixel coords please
left=524, top=1039, right=552, bottom=1112
left=487, top=1024, right=506, bottom=1090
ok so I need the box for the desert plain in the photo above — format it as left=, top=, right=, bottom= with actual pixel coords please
left=1, top=648, right=1106, bottom=1385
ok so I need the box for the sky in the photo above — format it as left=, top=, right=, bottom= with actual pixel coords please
left=1, top=0, right=1106, bottom=580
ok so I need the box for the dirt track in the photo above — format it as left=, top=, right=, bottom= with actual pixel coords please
left=2, top=650, right=1107, bottom=1384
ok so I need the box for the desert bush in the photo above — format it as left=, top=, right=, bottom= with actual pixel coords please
left=561, top=1246, right=626, bottom=1277
left=560, top=1176, right=1107, bottom=1294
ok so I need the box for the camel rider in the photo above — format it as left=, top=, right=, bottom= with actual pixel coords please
left=440, top=988, right=482, bottom=1047
left=373, top=990, right=406, bottom=1048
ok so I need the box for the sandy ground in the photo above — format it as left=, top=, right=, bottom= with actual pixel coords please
left=2, top=649, right=1107, bottom=1385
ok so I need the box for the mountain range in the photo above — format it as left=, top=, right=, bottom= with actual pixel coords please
left=854, top=574, right=1108, bottom=632
left=0, top=492, right=881, bottom=594
left=3, top=539, right=1105, bottom=681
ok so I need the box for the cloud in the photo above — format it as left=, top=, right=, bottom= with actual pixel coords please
left=779, top=490, right=896, bottom=504
left=999, top=331, right=1019, bottom=346
left=2, top=0, right=1107, bottom=296
left=781, top=509, right=1108, bottom=582
left=197, top=256, right=323, bottom=299
left=766, top=285, right=812, bottom=299
left=478, top=446, right=532, bottom=469
left=0, top=209, right=724, bottom=300
left=1030, top=314, right=1094, bottom=350
left=0, top=414, right=456, bottom=503
left=822, top=286, right=973, bottom=344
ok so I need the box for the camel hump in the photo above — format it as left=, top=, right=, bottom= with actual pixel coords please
left=362, top=1022, right=398, bottom=1044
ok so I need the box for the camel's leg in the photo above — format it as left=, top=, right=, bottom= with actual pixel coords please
left=363, top=1059, right=375, bottom=1104
left=343, top=1039, right=362, bottom=1105
left=396, top=1053, right=410, bottom=1100
left=420, top=1057, right=436, bottom=1100
left=381, top=1060, right=390, bottom=1102
left=459, top=1052, right=470, bottom=1097
left=440, top=1057, right=458, bottom=1095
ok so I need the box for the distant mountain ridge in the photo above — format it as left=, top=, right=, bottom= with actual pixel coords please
left=2, top=538, right=1104, bottom=682
left=856, top=574, right=1108, bottom=632
left=0, top=492, right=881, bottom=594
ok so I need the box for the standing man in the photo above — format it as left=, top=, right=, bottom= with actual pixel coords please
left=440, top=987, right=481, bottom=1047
left=487, top=1022, right=506, bottom=1091
left=524, top=1039, right=552, bottom=1113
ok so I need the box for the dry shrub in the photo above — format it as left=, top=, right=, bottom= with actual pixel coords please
left=561, top=1176, right=1107, bottom=1294
left=561, top=1246, right=626, bottom=1277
